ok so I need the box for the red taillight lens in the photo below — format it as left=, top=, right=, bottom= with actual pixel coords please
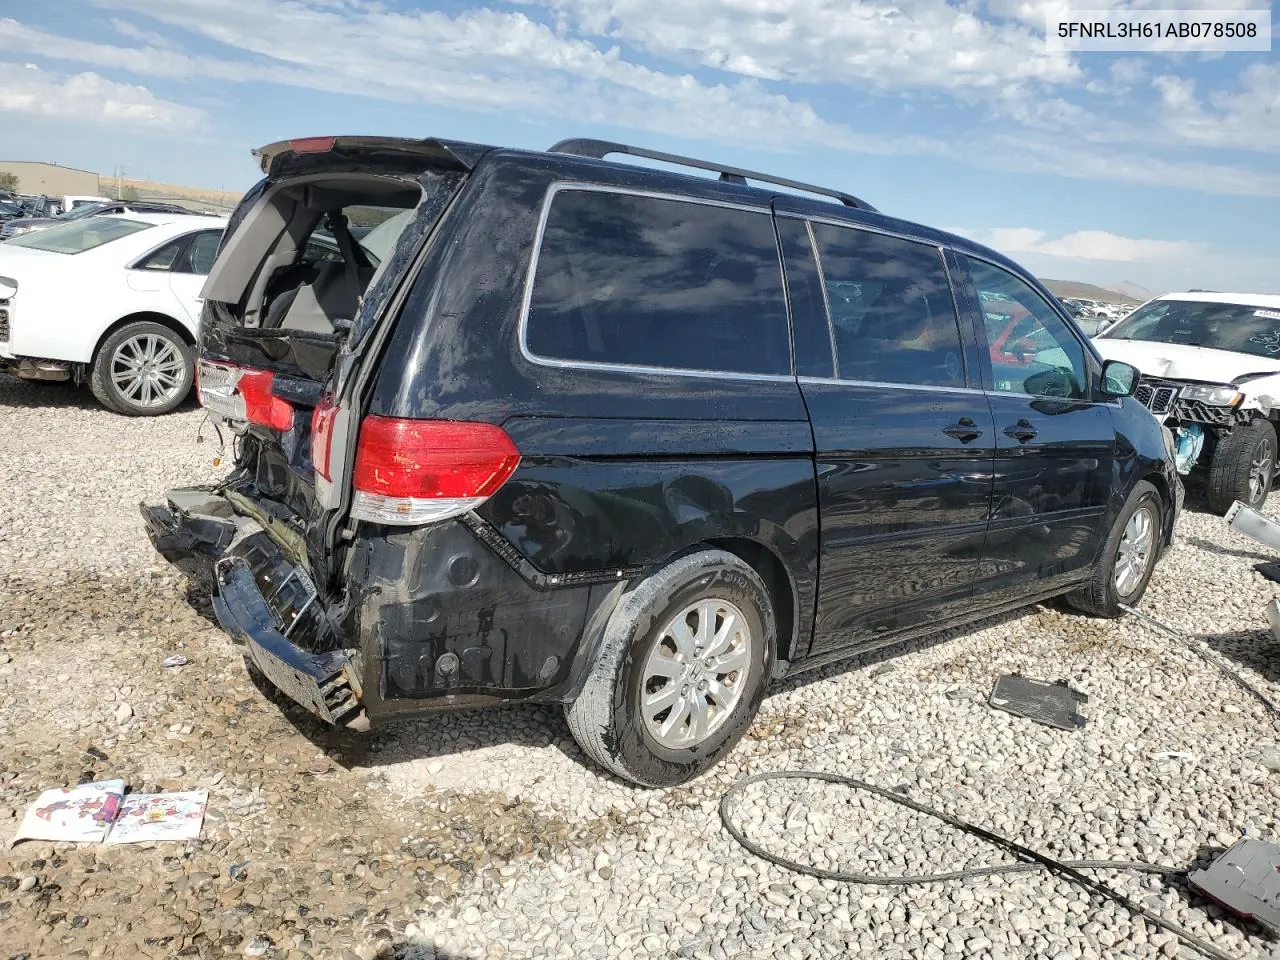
left=197, top=361, right=293, bottom=431
left=236, top=369, right=294, bottom=431
left=310, top=396, right=340, bottom=482
left=290, top=136, right=336, bottom=154
left=350, top=417, right=521, bottom=525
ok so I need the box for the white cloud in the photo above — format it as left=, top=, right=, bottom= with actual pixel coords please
left=0, top=60, right=204, bottom=132
left=526, top=0, right=1081, bottom=91
left=0, top=1, right=1275, bottom=198
left=955, top=227, right=1201, bottom=263
left=950, top=224, right=1280, bottom=294
left=0, top=10, right=921, bottom=157
left=1154, top=63, right=1280, bottom=151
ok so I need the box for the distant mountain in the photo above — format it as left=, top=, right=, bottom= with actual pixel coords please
left=1039, top=278, right=1144, bottom=304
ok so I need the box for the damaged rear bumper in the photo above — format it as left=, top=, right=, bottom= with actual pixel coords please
left=142, top=488, right=364, bottom=727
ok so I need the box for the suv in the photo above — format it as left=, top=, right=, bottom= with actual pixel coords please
left=143, top=136, right=1181, bottom=786
left=1094, top=292, right=1280, bottom=512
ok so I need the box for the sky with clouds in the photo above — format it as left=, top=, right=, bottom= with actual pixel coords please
left=0, top=0, right=1276, bottom=294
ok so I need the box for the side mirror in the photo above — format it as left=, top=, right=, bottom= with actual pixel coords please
left=1101, top=359, right=1139, bottom=398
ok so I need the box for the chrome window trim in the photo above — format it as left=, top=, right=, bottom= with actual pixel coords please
left=987, top=388, right=1118, bottom=407
left=517, top=181, right=792, bottom=381
left=798, top=375, right=985, bottom=396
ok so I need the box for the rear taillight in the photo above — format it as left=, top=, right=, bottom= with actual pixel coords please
left=197, top=362, right=294, bottom=431
left=350, top=417, right=521, bottom=525
left=310, top=395, right=340, bottom=482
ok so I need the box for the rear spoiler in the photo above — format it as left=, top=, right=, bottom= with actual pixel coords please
left=253, top=136, right=491, bottom=178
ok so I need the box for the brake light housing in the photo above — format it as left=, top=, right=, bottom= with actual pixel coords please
left=289, top=136, right=336, bottom=155
left=350, top=417, right=521, bottom=525
left=197, top=361, right=294, bottom=432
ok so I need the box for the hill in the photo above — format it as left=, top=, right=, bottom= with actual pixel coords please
left=1039, top=278, right=1143, bottom=304
left=103, top=174, right=244, bottom=213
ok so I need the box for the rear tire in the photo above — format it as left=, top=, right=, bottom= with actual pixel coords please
left=90, top=321, right=192, bottom=416
left=1205, top=418, right=1276, bottom=514
left=1066, top=480, right=1163, bottom=618
left=564, top=549, right=775, bottom=787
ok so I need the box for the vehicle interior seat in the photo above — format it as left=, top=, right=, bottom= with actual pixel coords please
left=265, top=210, right=374, bottom=334
left=265, top=260, right=374, bottom=334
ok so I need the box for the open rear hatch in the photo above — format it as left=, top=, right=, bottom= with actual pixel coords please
left=143, top=136, right=484, bottom=725
left=195, top=134, right=480, bottom=539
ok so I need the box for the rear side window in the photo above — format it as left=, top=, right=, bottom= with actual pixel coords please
left=181, top=230, right=224, bottom=275
left=810, top=224, right=965, bottom=388
left=526, top=189, right=790, bottom=376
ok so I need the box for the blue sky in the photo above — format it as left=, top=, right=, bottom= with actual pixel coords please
left=0, top=0, right=1276, bottom=294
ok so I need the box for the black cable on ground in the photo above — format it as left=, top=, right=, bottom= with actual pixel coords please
left=721, top=770, right=1237, bottom=960
left=1119, top=602, right=1280, bottom=727
left=720, top=603, right=1280, bottom=959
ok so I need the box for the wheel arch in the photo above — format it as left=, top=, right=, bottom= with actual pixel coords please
left=701, top=536, right=800, bottom=665
left=91, top=311, right=195, bottom=364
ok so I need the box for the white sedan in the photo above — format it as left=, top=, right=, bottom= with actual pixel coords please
left=0, top=212, right=228, bottom=415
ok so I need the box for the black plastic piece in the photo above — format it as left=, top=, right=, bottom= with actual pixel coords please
left=1188, top=839, right=1280, bottom=933
left=988, top=675, right=1088, bottom=730
left=548, top=138, right=877, bottom=211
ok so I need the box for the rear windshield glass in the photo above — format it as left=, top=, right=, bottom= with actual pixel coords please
left=7, top=217, right=151, bottom=254
left=526, top=189, right=790, bottom=376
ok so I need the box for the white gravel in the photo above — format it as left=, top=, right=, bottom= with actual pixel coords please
left=5, top=370, right=1280, bottom=960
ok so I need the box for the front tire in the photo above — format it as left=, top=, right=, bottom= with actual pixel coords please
left=1206, top=418, right=1276, bottom=514
left=1066, top=480, right=1164, bottom=618
left=564, top=549, right=775, bottom=787
left=90, top=321, right=193, bottom=416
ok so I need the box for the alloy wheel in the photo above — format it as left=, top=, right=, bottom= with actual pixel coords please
left=639, top=598, right=753, bottom=749
left=1114, top=504, right=1156, bottom=597
left=1249, top=438, right=1274, bottom=504
left=110, top=333, right=185, bottom=409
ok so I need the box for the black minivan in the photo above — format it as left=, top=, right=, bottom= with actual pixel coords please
left=144, top=135, right=1182, bottom=786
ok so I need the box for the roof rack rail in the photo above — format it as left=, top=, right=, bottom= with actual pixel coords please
left=548, top=138, right=877, bottom=212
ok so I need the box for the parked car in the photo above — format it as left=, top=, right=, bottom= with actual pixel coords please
left=17, top=195, right=60, bottom=218
left=0, top=200, right=28, bottom=224
left=0, top=212, right=227, bottom=413
left=62, top=195, right=111, bottom=213
left=1074, top=315, right=1115, bottom=337
left=1, top=199, right=194, bottom=241
left=142, top=135, right=1181, bottom=786
left=1094, top=292, right=1280, bottom=512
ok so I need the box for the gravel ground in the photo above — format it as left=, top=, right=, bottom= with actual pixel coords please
left=4, top=372, right=1280, bottom=960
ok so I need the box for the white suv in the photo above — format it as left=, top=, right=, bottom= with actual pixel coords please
left=1094, top=291, right=1280, bottom=512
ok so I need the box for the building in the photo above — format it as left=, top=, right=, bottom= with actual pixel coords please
left=0, top=161, right=101, bottom=198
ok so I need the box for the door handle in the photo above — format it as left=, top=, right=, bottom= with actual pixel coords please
left=943, top=417, right=984, bottom=443
left=1003, top=419, right=1038, bottom=443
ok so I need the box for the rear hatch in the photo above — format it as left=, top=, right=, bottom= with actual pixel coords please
left=193, top=136, right=485, bottom=584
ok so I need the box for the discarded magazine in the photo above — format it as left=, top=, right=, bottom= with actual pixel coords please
left=12, top=779, right=207, bottom=845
